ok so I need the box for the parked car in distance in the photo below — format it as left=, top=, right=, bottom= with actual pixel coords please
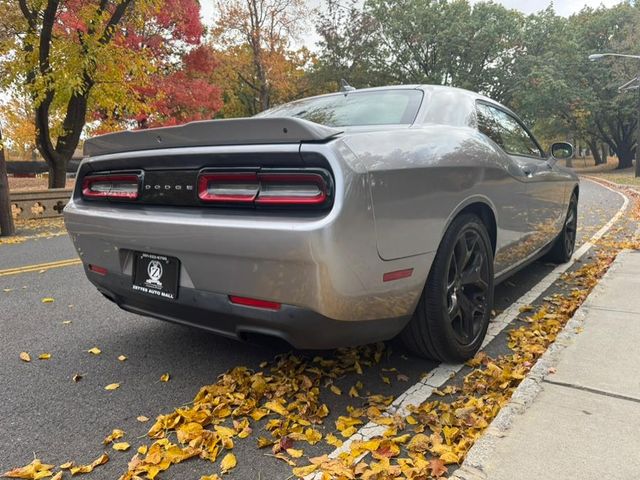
left=64, top=85, right=578, bottom=362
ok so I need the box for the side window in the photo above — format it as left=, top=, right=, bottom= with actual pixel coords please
left=476, top=103, right=543, bottom=158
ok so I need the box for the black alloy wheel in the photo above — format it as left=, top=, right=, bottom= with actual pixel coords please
left=400, top=213, right=494, bottom=362
left=546, top=193, right=578, bottom=264
left=445, top=229, right=491, bottom=346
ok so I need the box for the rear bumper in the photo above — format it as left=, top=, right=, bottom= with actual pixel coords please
left=90, top=270, right=409, bottom=349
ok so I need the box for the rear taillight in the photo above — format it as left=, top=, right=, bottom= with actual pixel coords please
left=198, top=170, right=330, bottom=206
left=197, top=172, right=259, bottom=203
left=82, top=173, right=140, bottom=200
left=254, top=173, right=327, bottom=205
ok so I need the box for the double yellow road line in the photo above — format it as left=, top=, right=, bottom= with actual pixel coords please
left=0, top=258, right=82, bottom=277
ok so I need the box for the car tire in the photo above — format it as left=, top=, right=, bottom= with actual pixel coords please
left=400, top=213, right=494, bottom=362
left=545, top=193, right=578, bottom=264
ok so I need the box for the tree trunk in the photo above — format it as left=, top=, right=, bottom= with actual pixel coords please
left=616, top=146, right=634, bottom=169
left=47, top=158, right=68, bottom=188
left=601, top=144, right=608, bottom=166
left=0, top=129, right=16, bottom=237
left=587, top=139, right=601, bottom=165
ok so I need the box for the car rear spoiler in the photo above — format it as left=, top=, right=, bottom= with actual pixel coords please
left=83, top=117, right=343, bottom=157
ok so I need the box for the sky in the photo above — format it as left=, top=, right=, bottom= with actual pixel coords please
left=200, top=0, right=627, bottom=48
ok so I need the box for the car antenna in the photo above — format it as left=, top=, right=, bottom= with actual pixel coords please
left=340, top=79, right=356, bottom=92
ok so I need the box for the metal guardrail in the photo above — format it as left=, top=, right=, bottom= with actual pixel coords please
left=10, top=189, right=73, bottom=220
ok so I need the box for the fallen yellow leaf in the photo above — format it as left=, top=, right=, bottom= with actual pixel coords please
left=200, top=475, right=221, bottom=480
left=137, top=415, right=149, bottom=422
left=38, top=353, right=51, bottom=360
left=137, top=445, right=148, bottom=455
left=117, top=355, right=127, bottom=361
left=104, top=383, right=120, bottom=391
left=104, top=429, right=125, bottom=444
left=2, top=459, right=54, bottom=479
left=69, top=453, right=108, bottom=475
left=50, top=472, right=62, bottom=480
left=87, top=347, right=101, bottom=355
left=292, top=464, right=318, bottom=477
left=72, top=373, right=82, bottom=382
left=112, top=442, right=130, bottom=451
left=19, top=352, right=31, bottom=362
left=41, top=297, right=55, bottom=303
left=286, top=448, right=303, bottom=458
left=160, top=373, right=170, bottom=382
left=330, top=384, right=342, bottom=396
left=220, top=453, right=236, bottom=474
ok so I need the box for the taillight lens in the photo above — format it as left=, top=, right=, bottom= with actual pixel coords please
left=255, top=173, right=327, bottom=205
left=197, top=172, right=259, bottom=202
left=82, top=174, right=140, bottom=199
left=198, top=170, right=330, bottom=206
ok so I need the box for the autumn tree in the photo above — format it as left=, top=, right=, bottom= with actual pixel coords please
left=0, top=0, right=215, bottom=187
left=0, top=0, right=160, bottom=187
left=212, top=0, right=315, bottom=116
left=94, top=0, right=222, bottom=130
left=0, top=96, right=39, bottom=160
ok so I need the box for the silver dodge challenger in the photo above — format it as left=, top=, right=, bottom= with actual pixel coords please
left=64, top=85, right=578, bottom=362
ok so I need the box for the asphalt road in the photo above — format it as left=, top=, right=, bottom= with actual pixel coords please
left=0, top=179, right=624, bottom=478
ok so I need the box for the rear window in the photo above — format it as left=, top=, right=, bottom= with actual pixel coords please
left=257, top=90, right=423, bottom=127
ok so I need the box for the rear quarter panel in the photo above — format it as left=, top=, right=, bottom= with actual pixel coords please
left=343, top=125, right=530, bottom=273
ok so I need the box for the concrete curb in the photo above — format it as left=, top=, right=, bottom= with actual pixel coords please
left=449, top=305, right=590, bottom=480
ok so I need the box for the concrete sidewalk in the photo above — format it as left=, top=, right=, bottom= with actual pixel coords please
left=455, top=250, right=640, bottom=480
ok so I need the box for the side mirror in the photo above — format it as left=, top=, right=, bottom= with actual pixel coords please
left=548, top=142, right=574, bottom=168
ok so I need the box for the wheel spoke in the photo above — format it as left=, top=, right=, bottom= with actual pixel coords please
left=458, top=293, right=477, bottom=340
left=460, top=252, right=487, bottom=290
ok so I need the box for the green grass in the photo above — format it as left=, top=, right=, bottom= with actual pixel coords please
left=557, top=156, right=640, bottom=187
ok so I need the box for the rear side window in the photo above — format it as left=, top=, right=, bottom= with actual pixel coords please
left=258, top=90, right=423, bottom=127
left=476, top=103, right=543, bottom=158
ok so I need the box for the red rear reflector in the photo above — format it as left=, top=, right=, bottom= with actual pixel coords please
left=229, top=295, right=281, bottom=311
left=383, top=268, right=414, bottom=282
left=88, top=264, right=108, bottom=276
left=82, top=174, right=140, bottom=199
